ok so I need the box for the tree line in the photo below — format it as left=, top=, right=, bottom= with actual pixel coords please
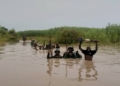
left=0, top=24, right=120, bottom=45
left=17, top=24, right=120, bottom=45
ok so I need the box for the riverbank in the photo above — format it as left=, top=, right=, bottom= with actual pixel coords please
left=0, top=36, right=19, bottom=46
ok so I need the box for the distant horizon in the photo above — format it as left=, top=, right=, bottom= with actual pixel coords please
left=0, top=24, right=107, bottom=31
left=0, top=23, right=118, bottom=32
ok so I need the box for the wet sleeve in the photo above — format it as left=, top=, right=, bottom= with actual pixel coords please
left=63, top=53, right=68, bottom=58
left=91, top=50, right=97, bottom=55
left=76, top=52, right=82, bottom=58
left=81, top=50, right=86, bottom=54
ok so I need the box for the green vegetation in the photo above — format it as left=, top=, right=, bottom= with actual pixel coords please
left=0, top=26, right=19, bottom=46
left=17, top=24, right=120, bottom=45
left=1, top=23, right=120, bottom=46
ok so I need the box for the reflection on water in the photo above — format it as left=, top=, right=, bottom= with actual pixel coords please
left=47, top=59, right=98, bottom=82
left=0, top=47, right=4, bottom=55
left=22, top=42, right=27, bottom=46
left=0, top=47, right=4, bottom=50
left=47, top=59, right=53, bottom=77
left=80, top=61, right=98, bottom=81
left=8, top=42, right=18, bottom=45
left=0, top=52, right=4, bottom=54
left=0, top=42, right=120, bottom=86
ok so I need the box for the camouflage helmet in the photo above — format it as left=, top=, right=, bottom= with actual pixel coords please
left=54, top=49, right=60, bottom=53
left=68, top=46, right=74, bottom=51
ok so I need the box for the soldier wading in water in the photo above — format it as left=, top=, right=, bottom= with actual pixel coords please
left=79, top=38, right=98, bottom=61
left=63, top=46, right=82, bottom=58
left=47, top=49, right=62, bottom=59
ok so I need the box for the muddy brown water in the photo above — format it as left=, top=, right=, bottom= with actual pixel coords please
left=0, top=41, right=120, bottom=86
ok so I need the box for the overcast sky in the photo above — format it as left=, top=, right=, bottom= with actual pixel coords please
left=0, top=0, right=120, bottom=31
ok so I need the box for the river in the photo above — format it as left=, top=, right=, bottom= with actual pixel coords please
left=0, top=41, right=120, bottom=86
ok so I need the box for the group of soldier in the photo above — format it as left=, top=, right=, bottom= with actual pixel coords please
left=30, top=39, right=59, bottom=50
left=30, top=39, right=98, bottom=61
left=23, top=34, right=98, bottom=61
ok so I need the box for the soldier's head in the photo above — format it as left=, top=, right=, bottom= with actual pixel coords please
left=86, top=46, right=91, bottom=51
left=54, top=49, right=60, bottom=55
left=68, top=47, right=74, bottom=53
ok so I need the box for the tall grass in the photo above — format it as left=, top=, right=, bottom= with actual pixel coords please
left=17, top=24, right=120, bottom=45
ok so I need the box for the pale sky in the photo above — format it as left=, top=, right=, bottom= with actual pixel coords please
left=0, top=0, right=120, bottom=31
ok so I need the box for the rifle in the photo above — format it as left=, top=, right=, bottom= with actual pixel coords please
left=79, top=38, right=100, bottom=43
left=49, top=35, right=51, bottom=49
left=65, top=38, right=68, bottom=52
left=49, top=35, right=53, bottom=56
left=43, top=40, right=45, bottom=48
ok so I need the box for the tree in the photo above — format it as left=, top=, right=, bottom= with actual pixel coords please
left=0, top=27, right=7, bottom=37
left=55, top=28, right=80, bottom=44
left=8, top=28, right=17, bottom=36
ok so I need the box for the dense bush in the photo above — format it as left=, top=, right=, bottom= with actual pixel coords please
left=0, top=26, right=19, bottom=43
left=17, top=24, right=120, bottom=45
left=55, top=28, right=80, bottom=44
left=1, top=23, right=120, bottom=45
